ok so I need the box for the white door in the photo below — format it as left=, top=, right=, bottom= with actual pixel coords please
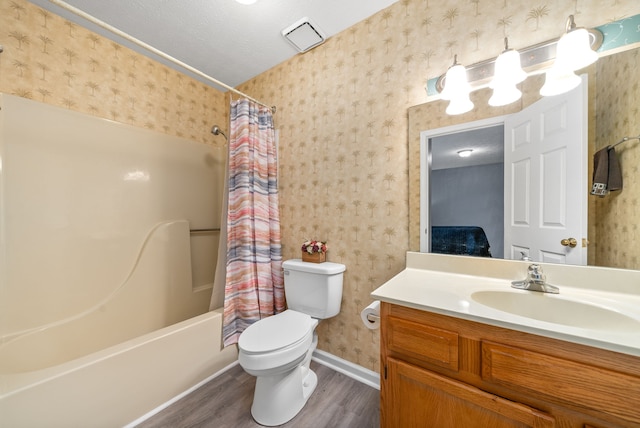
left=504, top=75, right=587, bottom=265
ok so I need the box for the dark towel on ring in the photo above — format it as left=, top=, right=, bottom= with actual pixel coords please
left=591, top=146, right=622, bottom=196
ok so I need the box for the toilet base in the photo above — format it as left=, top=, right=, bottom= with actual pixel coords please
left=249, top=333, right=319, bottom=426
left=250, top=364, right=318, bottom=426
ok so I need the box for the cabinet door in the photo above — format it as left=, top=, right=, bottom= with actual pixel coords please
left=481, top=341, right=640, bottom=424
left=383, top=358, right=555, bottom=428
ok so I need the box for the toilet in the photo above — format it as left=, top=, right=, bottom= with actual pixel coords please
left=238, top=259, right=346, bottom=426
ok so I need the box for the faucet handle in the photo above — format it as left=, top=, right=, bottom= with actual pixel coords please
left=512, top=263, right=559, bottom=294
left=527, top=264, right=545, bottom=283
left=519, top=251, right=532, bottom=261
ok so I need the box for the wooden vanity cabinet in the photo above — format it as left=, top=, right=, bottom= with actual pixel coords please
left=380, top=303, right=640, bottom=428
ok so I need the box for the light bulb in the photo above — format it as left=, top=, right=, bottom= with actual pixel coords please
left=556, top=27, right=598, bottom=71
left=446, top=94, right=474, bottom=115
left=540, top=65, right=581, bottom=97
left=488, top=40, right=527, bottom=107
left=489, top=85, right=522, bottom=106
left=490, top=49, right=526, bottom=87
left=440, top=63, right=470, bottom=101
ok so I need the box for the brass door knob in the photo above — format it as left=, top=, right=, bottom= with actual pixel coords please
left=560, top=238, right=577, bottom=248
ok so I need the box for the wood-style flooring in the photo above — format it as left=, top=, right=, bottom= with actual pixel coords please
left=137, top=361, right=380, bottom=428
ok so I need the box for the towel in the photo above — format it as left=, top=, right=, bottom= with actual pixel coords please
left=591, top=146, right=622, bottom=196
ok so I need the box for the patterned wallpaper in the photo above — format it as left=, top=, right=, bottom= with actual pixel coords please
left=0, top=0, right=227, bottom=146
left=594, top=47, right=640, bottom=270
left=238, top=0, right=640, bottom=371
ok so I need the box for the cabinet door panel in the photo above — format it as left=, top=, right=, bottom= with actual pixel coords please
left=481, top=341, right=640, bottom=424
left=384, top=358, right=555, bottom=428
left=386, top=315, right=459, bottom=371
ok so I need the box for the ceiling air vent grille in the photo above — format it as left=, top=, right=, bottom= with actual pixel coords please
left=281, top=17, right=325, bottom=53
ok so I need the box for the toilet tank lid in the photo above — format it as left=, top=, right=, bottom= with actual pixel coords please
left=283, top=259, right=346, bottom=274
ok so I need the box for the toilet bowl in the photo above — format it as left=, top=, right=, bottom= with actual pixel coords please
left=237, top=259, right=346, bottom=426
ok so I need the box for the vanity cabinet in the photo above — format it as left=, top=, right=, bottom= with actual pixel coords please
left=380, top=303, right=640, bottom=428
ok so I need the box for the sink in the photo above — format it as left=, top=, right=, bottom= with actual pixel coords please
left=471, top=290, right=640, bottom=331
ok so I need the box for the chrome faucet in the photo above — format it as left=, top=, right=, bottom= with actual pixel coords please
left=511, top=264, right=559, bottom=294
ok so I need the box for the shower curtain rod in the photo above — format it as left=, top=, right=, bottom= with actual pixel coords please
left=47, top=0, right=275, bottom=113
left=611, top=135, right=640, bottom=149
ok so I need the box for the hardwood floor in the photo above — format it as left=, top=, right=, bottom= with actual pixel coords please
left=137, top=361, right=380, bottom=428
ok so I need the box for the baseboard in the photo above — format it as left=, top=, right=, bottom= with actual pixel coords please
left=125, top=360, right=239, bottom=427
left=312, top=349, right=380, bottom=390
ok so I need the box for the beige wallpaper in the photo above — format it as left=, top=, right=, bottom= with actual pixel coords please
left=594, top=47, right=640, bottom=269
left=238, top=0, right=640, bottom=371
left=0, top=0, right=227, bottom=146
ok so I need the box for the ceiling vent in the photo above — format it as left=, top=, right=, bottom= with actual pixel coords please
left=281, top=17, right=325, bottom=53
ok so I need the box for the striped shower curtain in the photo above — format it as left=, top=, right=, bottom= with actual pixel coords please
left=222, top=99, right=285, bottom=346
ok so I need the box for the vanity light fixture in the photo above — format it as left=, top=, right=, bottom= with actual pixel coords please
left=457, top=149, right=473, bottom=158
left=434, top=15, right=603, bottom=115
left=488, top=38, right=527, bottom=107
left=440, top=55, right=474, bottom=115
left=556, top=15, right=599, bottom=71
left=540, top=15, right=598, bottom=96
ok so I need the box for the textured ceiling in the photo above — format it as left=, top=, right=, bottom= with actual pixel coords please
left=29, top=0, right=398, bottom=92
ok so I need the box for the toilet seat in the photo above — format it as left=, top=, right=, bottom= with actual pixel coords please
left=239, top=310, right=315, bottom=354
left=238, top=310, right=318, bottom=374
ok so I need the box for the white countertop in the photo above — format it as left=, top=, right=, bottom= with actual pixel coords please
left=371, top=252, right=640, bottom=357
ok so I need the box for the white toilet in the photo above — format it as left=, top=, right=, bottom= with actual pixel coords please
left=238, top=259, right=346, bottom=426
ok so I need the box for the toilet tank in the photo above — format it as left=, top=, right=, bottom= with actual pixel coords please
left=282, top=259, right=346, bottom=319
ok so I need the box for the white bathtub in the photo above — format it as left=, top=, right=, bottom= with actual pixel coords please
left=0, top=94, right=235, bottom=427
left=0, top=308, right=237, bottom=427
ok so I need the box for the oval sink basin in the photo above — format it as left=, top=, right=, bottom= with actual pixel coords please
left=471, top=290, right=640, bottom=331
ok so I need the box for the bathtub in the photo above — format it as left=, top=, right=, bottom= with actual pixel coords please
left=0, top=94, right=235, bottom=427
left=0, top=308, right=238, bottom=427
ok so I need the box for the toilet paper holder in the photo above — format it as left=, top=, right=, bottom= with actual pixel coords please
left=366, top=313, right=380, bottom=322
left=361, top=300, right=381, bottom=330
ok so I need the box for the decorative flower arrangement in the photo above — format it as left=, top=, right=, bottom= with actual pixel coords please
left=301, top=240, right=328, bottom=254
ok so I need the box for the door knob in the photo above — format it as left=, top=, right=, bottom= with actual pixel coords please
left=560, top=238, right=577, bottom=248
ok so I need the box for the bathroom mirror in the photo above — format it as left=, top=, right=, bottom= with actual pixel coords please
left=409, top=45, right=640, bottom=271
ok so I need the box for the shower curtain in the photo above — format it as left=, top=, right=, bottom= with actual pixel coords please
left=217, top=99, right=285, bottom=346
